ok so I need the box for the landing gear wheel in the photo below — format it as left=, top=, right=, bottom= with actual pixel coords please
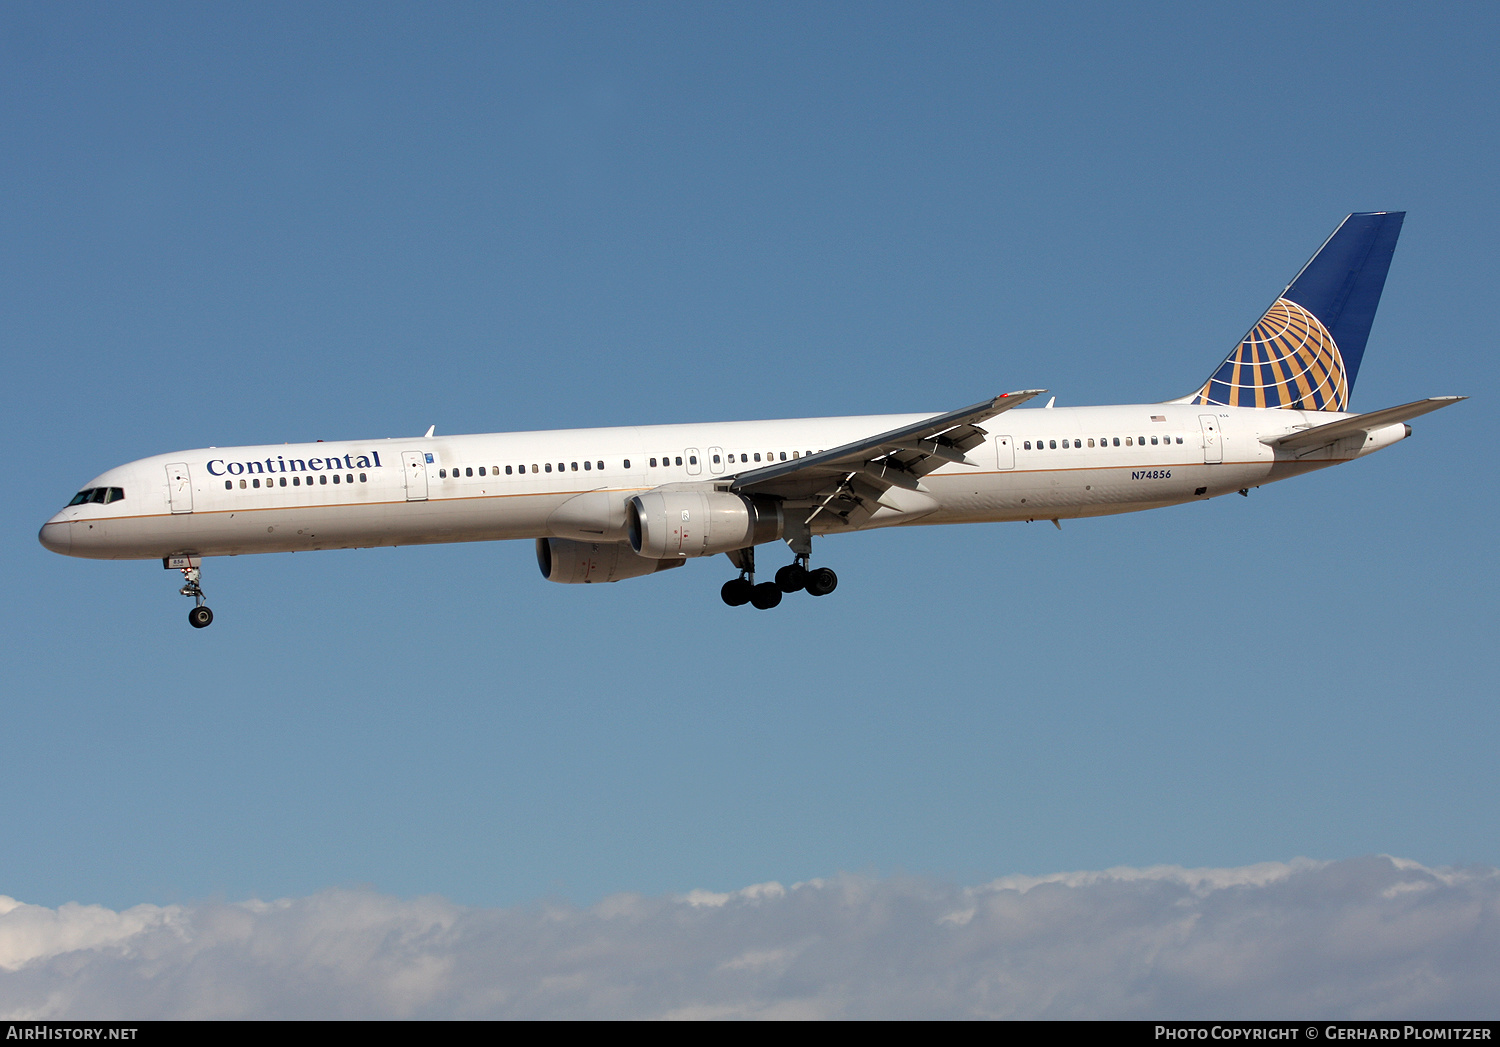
left=750, top=582, right=783, bottom=609
left=188, top=606, right=214, bottom=629
left=804, top=567, right=838, bottom=597
left=775, top=563, right=808, bottom=593
left=721, top=578, right=753, bottom=607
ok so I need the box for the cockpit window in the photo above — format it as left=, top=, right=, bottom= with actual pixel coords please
left=65, top=487, right=125, bottom=506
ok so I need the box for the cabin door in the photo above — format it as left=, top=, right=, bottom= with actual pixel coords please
left=1199, top=416, right=1223, bottom=464
left=402, top=451, right=430, bottom=501
left=166, top=463, right=193, bottom=513
left=994, top=435, right=1015, bottom=470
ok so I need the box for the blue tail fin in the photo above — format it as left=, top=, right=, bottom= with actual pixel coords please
left=1188, top=212, right=1404, bottom=411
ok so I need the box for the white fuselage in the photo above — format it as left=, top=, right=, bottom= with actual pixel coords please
left=39, top=402, right=1407, bottom=563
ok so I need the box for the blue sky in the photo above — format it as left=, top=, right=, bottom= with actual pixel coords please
left=1, top=2, right=1495, bottom=1016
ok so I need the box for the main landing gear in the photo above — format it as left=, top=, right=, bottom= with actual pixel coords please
left=167, top=556, right=214, bottom=628
left=720, top=546, right=838, bottom=610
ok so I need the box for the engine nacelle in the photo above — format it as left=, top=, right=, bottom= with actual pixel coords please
left=535, top=538, right=683, bottom=584
left=626, top=490, right=783, bottom=560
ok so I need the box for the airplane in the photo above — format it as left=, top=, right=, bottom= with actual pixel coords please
left=39, top=212, right=1463, bottom=628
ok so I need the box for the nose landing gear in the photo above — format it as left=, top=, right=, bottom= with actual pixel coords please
left=165, top=555, right=214, bottom=628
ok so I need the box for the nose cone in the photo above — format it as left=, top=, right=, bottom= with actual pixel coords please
left=38, top=519, right=71, bottom=555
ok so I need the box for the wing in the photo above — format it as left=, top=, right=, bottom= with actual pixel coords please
left=728, top=389, right=1044, bottom=530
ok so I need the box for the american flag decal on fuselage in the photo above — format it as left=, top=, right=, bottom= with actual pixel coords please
left=1190, top=297, right=1348, bottom=412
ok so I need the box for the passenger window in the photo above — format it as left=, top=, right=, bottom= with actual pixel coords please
left=675, top=456, right=682, bottom=466
left=1113, top=438, right=1120, bottom=447
left=224, top=480, right=232, bottom=490
left=690, top=456, right=699, bottom=465
left=239, top=480, right=247, bottom=489
left=792, top=451, right=799, bottom=459
left=596, top=461, right=604, bottom=470
left=650, top=458, right=657, bottom=468
left=359, top=473, right=367, bottom=482
left=465, top=467, right=473, bottom=477
left=754, top=453, right=761, bottom=462
left=741, top=454, right=748, bottom=463
left=320, top=474, right=328, bottom=484
left=712, top=455, right=721, bottom=464
left=280, top=477, right=287, bottom=487
left=1125, top=438, right=1132, bottom=446
left=1151, top=437, right=1158, bottom=445
left=332, top=474, right=340, bottom=484
left=1049, top=440, right=1056, bottom=449
left=623, top=460, right=631, bottom=469
left=779, top=453, right=786, bottom=461
left=545, top=463, right=553, bottom=473
left=439, top=469, right=447, bottom=479
left=253, top=478, right=261, bottom=488
left=505, top=465, right=513, bottom=474
left=293, top=476, right=301, bottom=486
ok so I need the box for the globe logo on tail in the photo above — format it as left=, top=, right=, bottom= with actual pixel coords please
left=1191, top=298, right=1348, bottom=412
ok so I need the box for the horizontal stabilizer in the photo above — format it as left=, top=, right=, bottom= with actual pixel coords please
left=1265, top=396, right=1466, bottom=449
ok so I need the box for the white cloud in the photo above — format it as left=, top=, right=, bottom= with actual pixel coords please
left=1, top=856, right=1496, bottom=1019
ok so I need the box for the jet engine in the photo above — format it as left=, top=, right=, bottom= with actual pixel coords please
left=626, top=490, right=783, bottom=560
left=536, top=538, right=683, bottom=584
